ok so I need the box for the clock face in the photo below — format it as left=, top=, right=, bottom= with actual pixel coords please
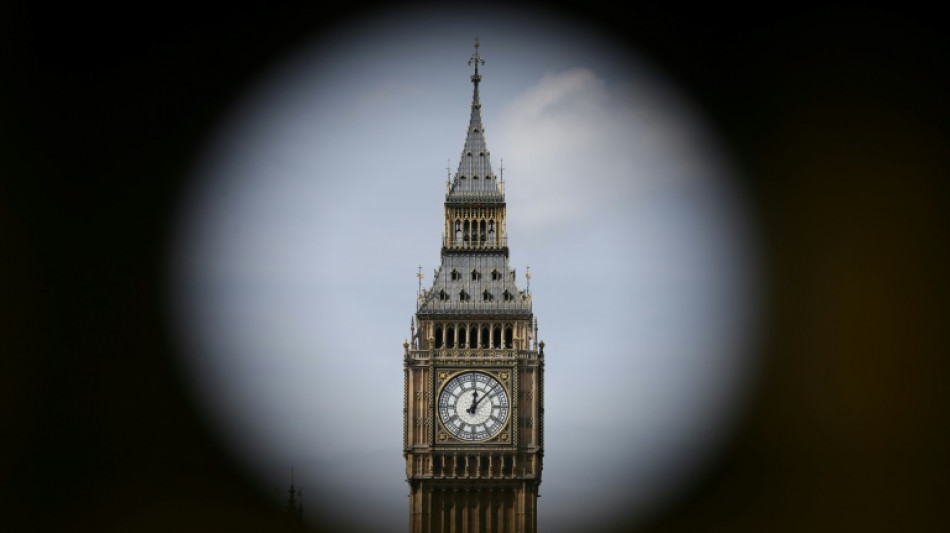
left=438, top=371, right=510, bottom=441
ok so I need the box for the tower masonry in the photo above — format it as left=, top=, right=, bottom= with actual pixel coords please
left=404, top=39, right=545, bottom=533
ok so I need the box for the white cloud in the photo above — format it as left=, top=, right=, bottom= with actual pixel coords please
left=495, top=68, right=720, bottom=240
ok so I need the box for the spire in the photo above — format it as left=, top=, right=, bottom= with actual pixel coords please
left=287, top=468, right=303, bottom=524
left=469, top=37, right=485, bottom=103
left=449, top=38, right=501, bottom=198
left=417, top=39, right=529, bottom=316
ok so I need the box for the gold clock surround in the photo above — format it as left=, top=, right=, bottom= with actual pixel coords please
left=434, top=368, right=515, bottom=445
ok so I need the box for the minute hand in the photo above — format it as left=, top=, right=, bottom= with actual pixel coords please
left=471, top=385, right=496, bottom=410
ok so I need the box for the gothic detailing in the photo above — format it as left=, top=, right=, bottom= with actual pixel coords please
left=404, top=39, right=545, bottom=533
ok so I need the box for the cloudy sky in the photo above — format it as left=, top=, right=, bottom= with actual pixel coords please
left=171, top=6, right=762, bottom=531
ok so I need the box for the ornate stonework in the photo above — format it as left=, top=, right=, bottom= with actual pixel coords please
left=404, top=40, right=544, bottom=533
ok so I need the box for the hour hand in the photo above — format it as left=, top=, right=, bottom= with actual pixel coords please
left=466, top=391, right=478, bottom=414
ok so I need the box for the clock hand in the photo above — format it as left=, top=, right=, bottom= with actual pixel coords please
left=471, top=385, right=495, bottom=410
left=466, top=391, right=479, bottom=414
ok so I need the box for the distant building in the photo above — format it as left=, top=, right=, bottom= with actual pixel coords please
left=404, top=39, right=545, bottom=532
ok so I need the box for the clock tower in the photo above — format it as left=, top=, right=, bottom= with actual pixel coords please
left=404, top=40, right=544, bottom=533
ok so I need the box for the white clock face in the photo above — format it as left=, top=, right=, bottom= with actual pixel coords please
left=438, top=371, right=510, bottom=441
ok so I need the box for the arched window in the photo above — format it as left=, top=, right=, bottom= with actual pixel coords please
left=439, top=290, right=448, bottom=301
left=435, top=326, right=443, bottom=349
left=446, top=326, right=455, bottom=349
left=502, top=290, right=512, bottom=302
left=492, top=326, right=501, bottom=349
left=482, top=290, right=492, bottom=302
left=491, top=269, right=501, bottom=281
left=481, top=326, right=490, bottom=348
left=471, top=270, right=481, bottom=281
left=458, top=326, right=467, bottom=348
left=451, top=269, right=461, bottom=281
left=459, top=290, right=470, bottom=302
left=504, top=326, right=513, bottom=349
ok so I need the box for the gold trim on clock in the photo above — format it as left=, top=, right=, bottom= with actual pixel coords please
left=435, top=369, right=511, bottom=443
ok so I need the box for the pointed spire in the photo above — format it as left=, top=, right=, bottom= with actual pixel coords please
left=450, top=39, right=501, bottom=199
left=500, top=157, right=505, bottom=194
left=287, top=469, right=298, bottom=515
left=287, top=468, right=303, bottom=524
left=416, top=39, right=533, bottom=318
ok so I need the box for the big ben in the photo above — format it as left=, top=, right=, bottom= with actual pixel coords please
left=403, top=40, right=544, bottom=532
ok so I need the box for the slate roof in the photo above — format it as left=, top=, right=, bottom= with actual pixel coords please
left=418, top=254, right=531, bottom=316
left=418, top=43, right=530, bottom=317
left=447, top=47, right=503, bottom=202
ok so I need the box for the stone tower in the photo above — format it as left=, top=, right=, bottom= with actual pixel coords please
left=404, top=40, right=544, bottom=533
